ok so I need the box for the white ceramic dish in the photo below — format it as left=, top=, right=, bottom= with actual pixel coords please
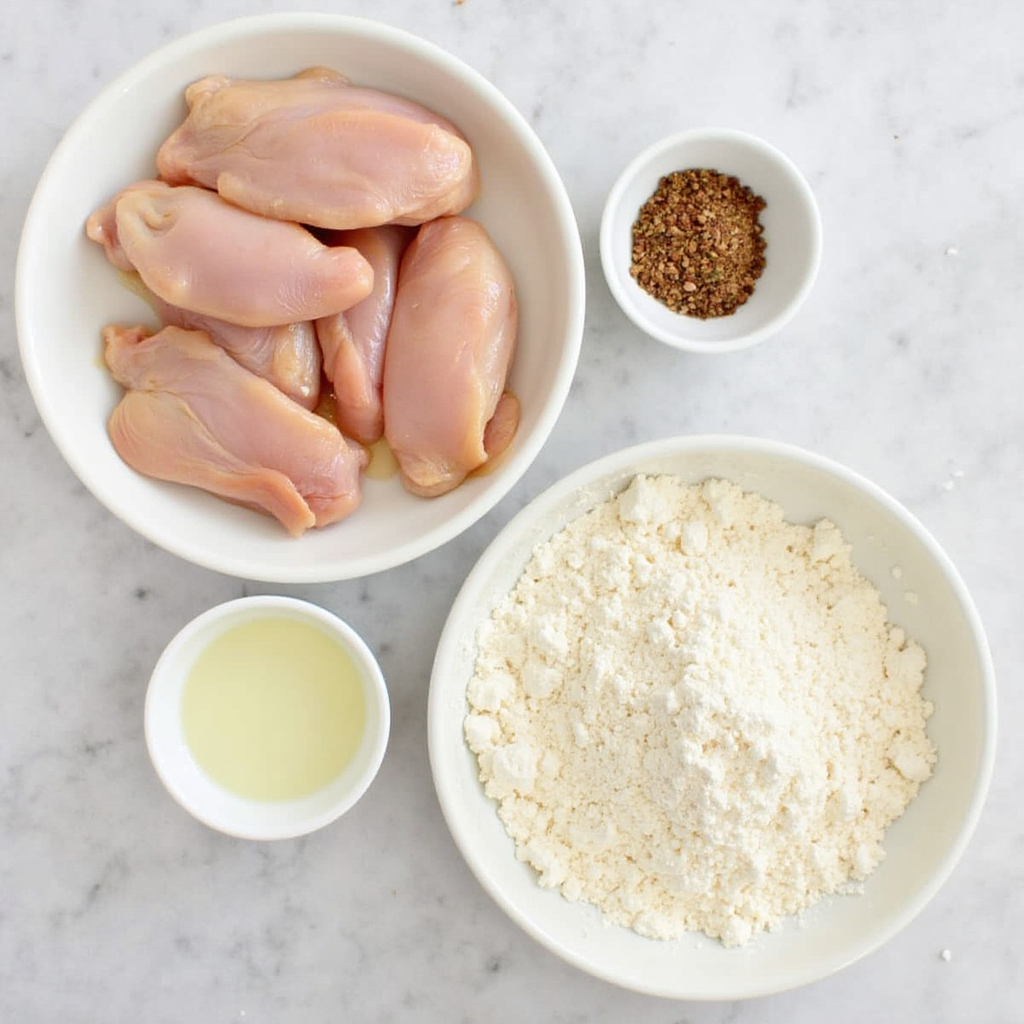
left=15, top=13, right=585, bottom=582
left=428, top=435, right=995, bottom=999
left=146, top=595, right=389, bottom=840
left=600, top=129, right=821, bottom=352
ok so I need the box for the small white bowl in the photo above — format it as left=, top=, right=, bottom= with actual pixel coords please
left=16, top=13, right=584, bottom=582
left=146, top=595, right=390, bottom=840
left=600, top=128, right=822, bottom=352
left=428, top=435, right=995, bottom=999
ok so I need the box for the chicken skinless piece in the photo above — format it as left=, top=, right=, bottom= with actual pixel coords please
left=87, top=187, right=322, bottom=408
left=146, top=293, right=321, bottom=410
left=104, top=324, right=366, bottom=535
left=315, top=225, right=413, bottom=444
left=107, top=181, right=373, bottom=327
left=156, top=68, right=479, bottom=230
left=383, top=217, right=519, bottom=498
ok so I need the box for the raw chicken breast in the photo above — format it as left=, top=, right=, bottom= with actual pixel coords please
left=104, top=324, right=366, bottom=535
left=89, top=186, right=323, bottom=406
left=101, top=181, right=373, bottom=327
left=156, top=67, right=479, bottom=230
left=383, top=217, right=519, bottom=497
left=147, top=292, right=321, bottom=410
left=315, top=225, right=412, bottom=443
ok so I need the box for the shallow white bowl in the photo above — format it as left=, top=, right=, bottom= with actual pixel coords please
left=16, top=13, right=585, bottom=582
left=600, top=129, right=822, bottom=352
left=428, top=435, right=995, bottom=999
left=146, top=595, right=389, bottom=840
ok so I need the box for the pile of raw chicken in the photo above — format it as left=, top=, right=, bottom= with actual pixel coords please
left=86, top=68, right=519, bottom=536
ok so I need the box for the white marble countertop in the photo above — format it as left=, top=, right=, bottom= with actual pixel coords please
left=3, top=0, right=1022, bottom=1020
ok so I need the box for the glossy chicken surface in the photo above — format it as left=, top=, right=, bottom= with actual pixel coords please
left=383, top=216, right=519, bottom=497
left=156, top=68, right=479, bottom=230
left=104, top=324, right=366, bottom=535
left=315, top=225, right=412, bottom=443
left=95, top=181, right=373, bottom=327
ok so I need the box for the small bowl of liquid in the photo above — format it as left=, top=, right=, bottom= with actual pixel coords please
left=145, top=595, right=390, bottom=840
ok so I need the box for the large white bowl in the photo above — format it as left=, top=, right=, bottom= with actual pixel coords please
left=428, top=435, right=996, bottom=1000
left=16, top=14, right=584, bottom=582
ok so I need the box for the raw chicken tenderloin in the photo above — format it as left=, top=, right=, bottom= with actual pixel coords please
left=88, top=186, right=322, bottom=406
left=112, top=388, right=317, bottom=535
left=315, top=225, right=413, bottom=444
left=156, top=67, right=479, bottom=230
left=383, top=217, right=519, bottom=497
left=147, top=293, right=321, bottom=410
left=104, top=324, right=367, bottom=535
left=111, top=182, right=374, bottom=327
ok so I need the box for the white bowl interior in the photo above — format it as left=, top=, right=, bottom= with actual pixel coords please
left=145, top=595, right=390, bottom=841
left=600, top=129, right=821, bottom=351
left=428, top=435, right=995, bottom=999
left=16, top=14, right=584, bottom=582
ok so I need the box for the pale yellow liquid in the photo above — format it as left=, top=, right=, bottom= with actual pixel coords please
left=182, top=617, right=367, bottom=802
left=365, top=437, right=399, bottom=480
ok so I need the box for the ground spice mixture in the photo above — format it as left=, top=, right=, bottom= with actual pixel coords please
left=630, top=169, right=767, bottom=318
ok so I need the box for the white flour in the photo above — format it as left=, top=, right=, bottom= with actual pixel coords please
left=464, top=475, right=936, bottom=947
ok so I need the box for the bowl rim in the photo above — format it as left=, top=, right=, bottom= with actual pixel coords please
left=427, top=432, right=997, bottom=999
left=14, top=11, right=586, bottom=583
left=599, top=127, right=823, bottom=353
left=144, top=594, right=391, bottom=840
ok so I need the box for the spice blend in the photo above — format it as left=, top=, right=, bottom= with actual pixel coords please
left=630, top=168, right=767, bottom=319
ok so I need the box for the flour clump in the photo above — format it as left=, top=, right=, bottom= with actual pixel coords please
left=464, top=475, right=936, bottom=947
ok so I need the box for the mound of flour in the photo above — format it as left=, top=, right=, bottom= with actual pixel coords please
left=464, top=475, right=936, bottom=947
